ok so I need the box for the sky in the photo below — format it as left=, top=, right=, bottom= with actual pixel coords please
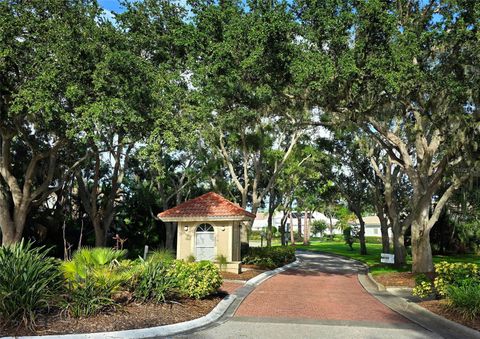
left=98, top=0, right=127, bottom=13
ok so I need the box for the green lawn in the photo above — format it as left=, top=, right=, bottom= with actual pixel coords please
left=294, top=240, right=480, bottom=275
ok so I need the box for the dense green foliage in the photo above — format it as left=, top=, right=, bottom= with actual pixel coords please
left=433, top=262, right=479, bottom=297
left=343, top=226, right=355, bottom=250
left=311, top=221, right=328, bottom=236
left=0, top=244, right=223, bottom=322
left=60, top=248, right=135, bottom=317
left=413, top=262, right=480, bottom=320
left=60, top=248, right=223, bottom=315
left=0, top=241, right=62, bottom=327
left=243, top=246, right=296, bottom=269
left=0, top=0, right=478, bottom=314
left=446, top=280, right=480, bottom=320
left=135, top=260, right=175, bottom=303
left=168, top=261, right=223, bottom=299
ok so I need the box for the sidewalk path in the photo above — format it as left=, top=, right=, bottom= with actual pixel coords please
left=177, top=252, right=440, bottom=338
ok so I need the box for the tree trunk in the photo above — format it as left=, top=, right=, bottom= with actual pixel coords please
left=297, top=213, right=302, bottom=237
left=357, top=214, right=367, bottom=255
left=308, top=212, right=312, bottom=242
left=289, top=212, right=295, bottom=245
left=393, top=232, right=407, bottom=265
left=280, top=211, right=287, bottom=246
left=1, top=217, right=16, bottom=246
left=165, top=222, right=177, bottom=251
left=303, top=211, right=308, bottom=245
left=267, top=209, right=274, bottom=248
left=412, top=229, right=433, bottom=273
left=378, top=211, right=390, bottom=253
left=1, top=202, right=29, bottom=246
left=328, top=215, right=334, bottom=240
left=266, top=190, right=278, bottom=248
left=411, top=204, right=434, bottom=273
left=93, top=218, right=106, bottom=247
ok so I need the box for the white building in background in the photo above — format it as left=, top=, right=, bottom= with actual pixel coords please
left=351, top=215, right=393, bottom=238
left=252, top=211, right=342, bottom=236
left=252, top=212, right=392, bottom=238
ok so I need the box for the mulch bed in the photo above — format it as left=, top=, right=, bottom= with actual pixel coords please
left=374, top=272, right=416, bottom=288
left=418, top=299, right=480, bottom=332
left=221, top=269, right=265, bottom=281
left=0, top=294, right=225, bottom=337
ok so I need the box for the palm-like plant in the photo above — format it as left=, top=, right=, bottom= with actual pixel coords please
left=61, top=247, right=127, bottom=281
left=60, top=247, right=132, bottom=317
left=0, top=240, right=62, bottom=328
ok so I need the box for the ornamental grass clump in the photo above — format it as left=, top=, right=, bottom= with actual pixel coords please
left=135, top=260, right=175, bottom=303
left=445, top=279, right=480, bottom=320
left=0, top=240, right=62, bottom=328
left=147, top=249, right=175, bottom=264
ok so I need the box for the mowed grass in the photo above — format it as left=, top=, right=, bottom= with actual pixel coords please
left=294, top=240, right=480, bottom=275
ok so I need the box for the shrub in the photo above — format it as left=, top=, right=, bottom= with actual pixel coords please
left=168, top=260, right=223, bottom=299
left=60, top=248, right=133, bottom=317
left=445, top=279, right=480, bottom=320
left=147, top=249, right=174, bottom=264
left=413, top=262, right=480, bottom=299
left=434, top=262, right=479, bottom=297
left=343, top=226, right=354, bottom=250
left=0, top=241, right=62, bottom=328
left=249, top=231, right=263, bottom=240
left=365, top=236, right=383, bottom=244
left=412, top=274, right=434, bottom=298
left=61, top=247, right=127, bottom=282
left=62, top=276, right=117, bottom=317
left=245, top=257, right=276, bottom=269
left=312, top=220, right=328, bottom=236
left=242, top=246, right=295, bottom=268
left=135, top=261, right=175, bottom=303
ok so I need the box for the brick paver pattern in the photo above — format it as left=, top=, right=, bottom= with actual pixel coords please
left=235, top=268, right=408, bottom=323
left=220, top=281, right=244, bottom=295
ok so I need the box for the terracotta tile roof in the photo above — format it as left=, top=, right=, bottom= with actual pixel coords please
left=158, top=192, right=256, bottom=220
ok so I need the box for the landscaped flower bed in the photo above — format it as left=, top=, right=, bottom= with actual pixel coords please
left=413, top=261, right=480, bottom=329
left=0, top=241, right=224, bottom=336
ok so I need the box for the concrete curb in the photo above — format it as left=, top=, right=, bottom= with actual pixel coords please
left=5, top=259, right=301, bottom=339
left=366, top=272, right=386, bottom=291
left=245, top=258, right=301, bottom=287
left=358, top=274, right=480, bottom=339
left=3, top=295, right=237, bottom=339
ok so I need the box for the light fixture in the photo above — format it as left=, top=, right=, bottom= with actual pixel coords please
left=184, top=226, right=188, bottom=232
left=221, top=226, right=225, bottom=231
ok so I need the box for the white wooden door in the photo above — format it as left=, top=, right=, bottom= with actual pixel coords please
left=195, top=224, right=215, bottom=261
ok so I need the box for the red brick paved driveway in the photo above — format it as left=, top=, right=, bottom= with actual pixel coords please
left=235, top=252, right=408, bottom=324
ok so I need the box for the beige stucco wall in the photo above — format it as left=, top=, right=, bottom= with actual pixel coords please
left=176, top=220, right=236, bottom=261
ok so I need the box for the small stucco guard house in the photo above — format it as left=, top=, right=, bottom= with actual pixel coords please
left=158, top=192, right=255, bottom=273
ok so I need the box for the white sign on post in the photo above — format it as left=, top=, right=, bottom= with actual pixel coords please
left=380, top=253, right=395, bottom=264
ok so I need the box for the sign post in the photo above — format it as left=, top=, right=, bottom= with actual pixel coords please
left=380, top=253, right=395, bottom=264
